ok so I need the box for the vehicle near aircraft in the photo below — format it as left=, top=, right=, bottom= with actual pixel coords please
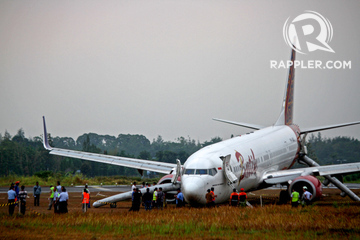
left=42, top=47, right=360, bottom=207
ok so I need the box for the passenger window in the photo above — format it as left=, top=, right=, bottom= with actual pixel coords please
left=196, top=169, right=208, bottom=175
left=184, top=169, right=195, bottom=175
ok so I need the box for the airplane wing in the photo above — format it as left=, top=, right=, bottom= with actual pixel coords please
left=212, top=118, right=264, bottom=130
left=93, top=182, right=181, bottom=207
left=300, top=121, right=360, bottom=134
left=262, top=162, right=360, bottom=184
left=42, top=117, right=176, bottom=174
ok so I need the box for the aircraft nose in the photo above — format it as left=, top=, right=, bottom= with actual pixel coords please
left=182, top=177, right=205, bottom=205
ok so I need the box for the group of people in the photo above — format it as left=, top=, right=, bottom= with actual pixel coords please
left=7, top=180, right=314, bottom=215
left=7, top=181, right=27, bottom=215
left=226, top=186, right=312, bottom=208
left=129, top=181, right=185, bottom=211
left=205, top=187, right=218, bottom=207
left=228, top=188, right=248, bottom=207
left=291, top=186, right=313, bottom=207
left=48, top=181, right=69, bottom=213
left=129, top=185, right=167, bottom=211
left=7, top=181, right=43, bottom=215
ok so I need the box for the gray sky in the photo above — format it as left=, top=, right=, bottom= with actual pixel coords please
left=1, top=0, right=360, bottom=142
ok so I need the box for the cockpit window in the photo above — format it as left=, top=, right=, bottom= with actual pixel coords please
left=209, top=168, right=217, bottom=176
left=195, top=169, right=208, bottom=175
left=184, top=169, right=195, bottom=174
left=183, top=168, right=217, bottom=176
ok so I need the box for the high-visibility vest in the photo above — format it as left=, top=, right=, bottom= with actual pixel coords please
left=291, top=191, right=299, bottom=202
left=82, top=192, right=90, bottom=204
left=210, top=191, right=215, bottom=201
left=230, top=192, right=239, bottom=201
left=239, top=192, right=247, bottom=202
left=153, top=190, right=157, bottom=201
left=50, top=187, right=55, bottom=198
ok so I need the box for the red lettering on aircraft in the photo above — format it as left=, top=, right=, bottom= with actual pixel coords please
left=235, top=149, right=257, bottom=181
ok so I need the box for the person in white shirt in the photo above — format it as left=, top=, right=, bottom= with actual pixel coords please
left=301, top=186, right=312, bottom=206
left=58, top=186, right=69, bottom=213
left=56, top=181, right=62, bottom=193
left=131, top=182, right=137, bottom=191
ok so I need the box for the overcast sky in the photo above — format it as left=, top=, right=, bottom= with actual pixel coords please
left=1, top=0, right=359, bottom=143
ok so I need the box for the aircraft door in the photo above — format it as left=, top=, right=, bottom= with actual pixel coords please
left=171, top=159, right=181, bottom=184
left=221, top=155, right=238, bottom=184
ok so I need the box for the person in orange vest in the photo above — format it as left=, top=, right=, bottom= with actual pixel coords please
left=229, top=188, right=239, bottom=206
left=210, top=187, right=217, bottom=207
left=239, top=188, right=247, bottom=207
left=205, top=189, right=213, bottom=208
left=82, top=189, right=90, bottom=213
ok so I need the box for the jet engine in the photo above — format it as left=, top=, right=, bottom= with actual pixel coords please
left=288, top=175, right=322, bottom=200
left=157, top=174, right=181, bottom=203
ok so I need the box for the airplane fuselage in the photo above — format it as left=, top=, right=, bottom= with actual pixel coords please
left=181, top=125, right=301, bottom=205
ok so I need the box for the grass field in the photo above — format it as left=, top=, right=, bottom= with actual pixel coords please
left=1, top=189, right=360, bottom=239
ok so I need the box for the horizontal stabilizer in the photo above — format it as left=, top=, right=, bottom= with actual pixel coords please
left=212, top=118, right=264, bottom=130
left=300, top=120, right=360, bottom=135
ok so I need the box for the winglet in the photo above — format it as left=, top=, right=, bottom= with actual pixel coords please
left=42, top=116, right=53, bottom=150
left=275, top=45, right=296, bottom=126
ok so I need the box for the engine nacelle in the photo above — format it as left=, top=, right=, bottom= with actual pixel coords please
left=288, top=175, right=322, bottom=200
left=157, top=174, right=181, bottom=185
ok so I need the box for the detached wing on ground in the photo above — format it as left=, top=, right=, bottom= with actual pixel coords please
left=42, top=117, right=176, bottom=174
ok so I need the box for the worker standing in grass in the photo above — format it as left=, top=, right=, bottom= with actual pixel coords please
left=14, top=181, right=20, bottom=198
left=239, top=188, right=247, bottom=207
left=59, top=186, right=69, bottom=213
left=33, top=181, right=41, bottom=207
left=229, top=188, right=239, bottom=206
left=210, top=187, right=217, bottom=207
left=175, top=188, right=184, bottom=208
left=85, top=184, right=91, bottom=208
left=205, top=189, right=213, bottom=208
left=82, top=188, right=90, bottom=213
left=152, top=187, right=158, bottom=209
left=291, top=189, right=300, bottom=207
left=143, top=187, right=153, bottom=210
left=301, top=186, right=312, bottom=206
left=157, top=187, right=165, bottom=210
left=8, top=185, right=16, bottom=216
left=133, top=188, right=142, bottom=211
left=53, top=187, right=60, bottom=213
left=18, top=185, right=28, bottom=215
left=48, top=185, right=55, bottom=210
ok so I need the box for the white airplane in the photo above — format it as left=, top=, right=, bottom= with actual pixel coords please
left=42, top=47, right=360, bottom=207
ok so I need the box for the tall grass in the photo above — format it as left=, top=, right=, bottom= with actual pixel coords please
left=1, top=205, right=359, bottom=239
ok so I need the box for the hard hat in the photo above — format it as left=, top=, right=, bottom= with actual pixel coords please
left=303, top=186, right=307, bottom=189
left=240, top=188, right=244, bottom=191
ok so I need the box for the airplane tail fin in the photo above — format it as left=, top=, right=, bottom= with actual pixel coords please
left=275, top=46, right=296, bottom=126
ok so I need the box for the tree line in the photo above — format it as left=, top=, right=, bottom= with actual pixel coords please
left=0, top=129, right=221, bottom=177
left=0, top=129, right=359, bottom=181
